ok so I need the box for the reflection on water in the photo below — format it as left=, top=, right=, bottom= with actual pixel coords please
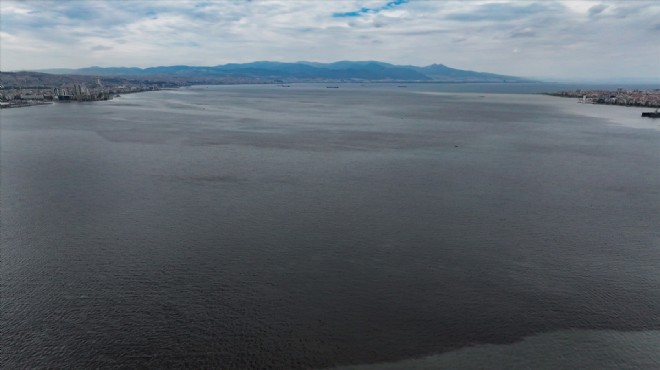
left=331, top=330, right=660, bottom=370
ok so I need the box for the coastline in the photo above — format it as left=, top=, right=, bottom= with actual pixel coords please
left=0, top=101, right=53, bottom=109
left=0, top=87, right=167, bottom=110
left=541, top=94, right=660, bottom=131
left=544, top=89, right=660, bottom=108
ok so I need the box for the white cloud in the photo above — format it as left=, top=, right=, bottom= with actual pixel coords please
left=1, top=0, right=659, bottom=80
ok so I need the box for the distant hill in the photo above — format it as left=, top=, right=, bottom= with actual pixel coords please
left=33, top=61, right=531, bottom=83
left=0, top=71, right=103, bottom=88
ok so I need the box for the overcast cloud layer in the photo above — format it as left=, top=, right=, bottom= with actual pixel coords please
left=1, top=0, right=659, bottom=81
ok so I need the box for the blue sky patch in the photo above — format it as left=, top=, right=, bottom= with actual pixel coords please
left=333, top=0, right=409, bottom=18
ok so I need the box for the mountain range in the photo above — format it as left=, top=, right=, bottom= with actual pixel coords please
left=34, top=61, right=530, bottom=83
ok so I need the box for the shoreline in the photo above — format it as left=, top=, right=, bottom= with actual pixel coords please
left=0, top=101, right=53, bottom=109
left=545, top=93, right=660, bottom=109
left=0, top=88, right=164, bottom=110
left=544, top=89, right=660, bottom=108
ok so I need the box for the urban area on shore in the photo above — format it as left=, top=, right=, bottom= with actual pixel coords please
left=0, top=79, right=172, bottom=109
left=0, top=73, right=294, bottom=109
left=0, top=71, right=189, bottom=109
left=546, top=88, right=660, bottom=108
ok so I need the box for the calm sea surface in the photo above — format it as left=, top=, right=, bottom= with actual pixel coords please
left=1, top=83, right=659, bottom=369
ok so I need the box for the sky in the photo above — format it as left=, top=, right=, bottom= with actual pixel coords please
left=1, top=0, right=659, bottom=81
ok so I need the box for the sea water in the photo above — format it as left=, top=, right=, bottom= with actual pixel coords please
left=1, top=83, right=659, bottom=368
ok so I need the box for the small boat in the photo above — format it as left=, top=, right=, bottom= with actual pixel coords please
left=326, top=86, right=339, bottom=88
left=641, top=108, right=660, bottom=118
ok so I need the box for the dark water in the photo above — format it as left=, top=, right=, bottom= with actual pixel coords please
left=1, top=84, right=659, bottom=369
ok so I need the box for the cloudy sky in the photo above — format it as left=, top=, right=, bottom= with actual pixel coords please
left=1, top=0, right=659, bottom=81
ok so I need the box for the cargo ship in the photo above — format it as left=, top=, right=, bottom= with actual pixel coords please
left=641, top=108, right=660, bottom=118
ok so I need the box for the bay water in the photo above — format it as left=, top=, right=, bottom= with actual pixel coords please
left=1, top=83, right=659, bottom=368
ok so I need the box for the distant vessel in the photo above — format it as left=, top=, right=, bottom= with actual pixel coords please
left=326, top=86, right=339, bottom=88
left=397, top=85, right=407, bottom=88
left=641, top=108, right=660, bottom=118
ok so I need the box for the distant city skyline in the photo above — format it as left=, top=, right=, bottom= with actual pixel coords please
left=1, top=0, right=659, bottom=82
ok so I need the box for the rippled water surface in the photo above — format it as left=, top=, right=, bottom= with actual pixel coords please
left=1, top=84, right=659, bottom=368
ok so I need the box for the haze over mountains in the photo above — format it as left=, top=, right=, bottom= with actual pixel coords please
left=33, top=61, right=530, bottom=83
